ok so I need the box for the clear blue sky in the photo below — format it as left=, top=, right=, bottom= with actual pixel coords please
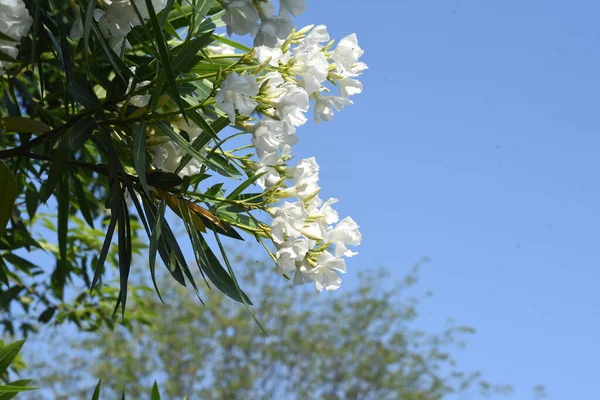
left=291, top=1, right=600, bottom=398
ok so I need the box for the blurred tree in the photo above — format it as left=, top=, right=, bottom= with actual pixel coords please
left=24, top=250, right=514, bottom=400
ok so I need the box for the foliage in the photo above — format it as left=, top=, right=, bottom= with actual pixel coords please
left=0, top=0, right=367, bottom=336
left=0, top=339, right=35, bottom=396
left=24, top=252, right=514, bottom=400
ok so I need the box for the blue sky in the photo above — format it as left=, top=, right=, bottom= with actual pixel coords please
left=290, top=1, right=600, bottom=398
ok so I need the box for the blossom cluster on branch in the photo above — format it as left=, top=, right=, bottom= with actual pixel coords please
left=0, top=0, right=366, bottom=300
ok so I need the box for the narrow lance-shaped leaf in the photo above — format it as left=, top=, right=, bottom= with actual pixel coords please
left=149, top=195, right=166, bottom=301
left=156, top=120, right=240, bottom=177
left=133, top=124, right=150, bottom=196
left=67, top=117, right=96, bottom=151
left=0, top=161, right=17, bottom=238
left=91, top=379, right=102, bottom=400
left=0, top=340, right=24, bottom=375
left=174, top=114, right=231, bottom=176
left=151, top=381, right=161, bottom=400
left=0, top=116, right=50, bottom=133
left=143, top=0, right=187, bottom=116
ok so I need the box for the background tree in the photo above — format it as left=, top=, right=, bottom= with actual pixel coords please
left=24, top=250, right=515, bottom=400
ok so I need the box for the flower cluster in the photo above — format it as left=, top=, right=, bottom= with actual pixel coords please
left=268, top=158, right=362, bottom=292
left=0, top=0, right=33, bottom=75
left=0, top=0, right=366, bottom=294
left=205, top=21, right=367, bottom=291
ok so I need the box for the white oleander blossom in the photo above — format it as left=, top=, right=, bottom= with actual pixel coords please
left=222, top=0, right=260, bottom=37
left=220, top=0, right=305, bottom=48
left=326, top=217, right=362, bottom=258
left=0, top=0, right=33, bottom=75
left=279, top=0, right=306, bottom=17
left=252, top=118, right=297, bottom=160
left=294, top=250, right=346, bottom=292
left=96, top=0, right=167, bottom=50
left=215, top=72, right=259, bottom=123
left=151, top=121, right=205, bottom=178
left=254, top=7, right=294, bottom=48
left=270, top=201, right=308, bottom=244
left=332, top=33, right=365, bottom=76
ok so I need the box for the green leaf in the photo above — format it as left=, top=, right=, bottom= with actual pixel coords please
left=0, top=31, right=16, bottom=42
left=197, top=9, right=226, bottom=32
left=0, top=385, right=36, bottom=394
left=25, top=185, right=38, bottom=220
left=72, top=173, right=95, bottom=228
left=0, top=50, right=15, bottom=63
left=37, top=307, right=56, bottom=323
left=196, top=235, right=252, bottom=304
left=0, top=340, right=24, bottom=375
left=133, top=124, right=150, bottom=196
left=0, top=161, right=17, bottom=238
left=174, top=114, right=231, bottom=176
left=0, top=380, right=34, bottom=400
left=68, top=81, right=98, bottom=109
left=91, top=183, right=121, bottom=291
left=82, top=0, right=96, bottom=76
left=210, top=33, right=251, bottom=52
left=147, top=171, right=183, bottom=189
left=116, top=197, right=132, bottom=316
left=151, top=381, right=161, bottom=400
left=215, top=206, right=262, bottom=232
left=226, top=171, right=267, bottom=200
left=67, top=117, right=96, bottom=151
left=0, top=117, right=50, bottom=133
left=56, top=174, right=70, bottom=291
left=144, top=0, right=187, bottom=116
left=40, top=147, right=67, bottom=204
left=91, top=379, right=102, bottom=400
left=149, top=195, right=166, bottom=301
left=91, top=24, right=134, bottom=83
left=156, top=120, right=239, bottom=178
left=171, top=31, right=213, bottom=77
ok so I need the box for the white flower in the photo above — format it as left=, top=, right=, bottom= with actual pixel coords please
left=256, top=164, right=280, bottom=189
left=215, top=72, right=259, bottom=123
left=206, top=40, right=236, bottom=55
left=288, top=157, right=320, bottom=200
left=310, top=197, right=339, bottom=225
left=262, top=71, right=285, bottom=92
left=254, top=44, right=290, bottom=66
left=326, top=216, right=362, bottom=258
left=294, top=24, right=329, bottom=54
left=276, top=83, right=309, bottom=127
left=275, top=237, right=310, bottom=274
left=97, top=0, right=167, bottom=50
left=270, top=201, right=307, bottom=244
left=222, top=0, right=260, bottom=37
left=255, top=16, right=294, bottom=48
left=0, top=0, right=33, bottom=74
left=332, top=33, right=364, bottom=76
left=151, top=121, right=204, bottom=177
left=290, top=48, right=329, bottom=94
left=293, top=250, right=346, bottom=292
left=338, top=77, right=363, bottom=98
left=313, top=91, right=352, bottom=123
left=252, top=118, right=298, bottom=159
left=278, top=0, right=306, bottom=17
